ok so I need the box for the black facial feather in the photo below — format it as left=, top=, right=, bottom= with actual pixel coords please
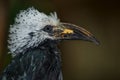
left=29, top=32, right=34, bottom=37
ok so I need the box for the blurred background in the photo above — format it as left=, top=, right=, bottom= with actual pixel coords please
left=0, top=0, right=120, bottom=80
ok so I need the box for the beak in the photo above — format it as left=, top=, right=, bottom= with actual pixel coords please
left=54, top=23, right=100, bottom=45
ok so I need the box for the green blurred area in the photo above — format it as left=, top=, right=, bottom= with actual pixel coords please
left=0, top=0, right=120, bottom=80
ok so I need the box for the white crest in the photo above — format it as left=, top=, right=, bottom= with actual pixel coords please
left=8, top=7, right=60, bottom=57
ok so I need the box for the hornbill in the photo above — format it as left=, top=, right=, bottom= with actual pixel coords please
left=0, top=7, right=99, bottom=80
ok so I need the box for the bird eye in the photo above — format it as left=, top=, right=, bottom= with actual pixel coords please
left=43, top=25, right=53, bottom=32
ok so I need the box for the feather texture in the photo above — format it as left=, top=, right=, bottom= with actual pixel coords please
left=8, top=7, right=60, bottom=57
left=1, top=42, right=63, bottom=80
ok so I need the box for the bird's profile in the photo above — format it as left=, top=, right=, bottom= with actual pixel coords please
left=0, top=7, right=99, bottom=80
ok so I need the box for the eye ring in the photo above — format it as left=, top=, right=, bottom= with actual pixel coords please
left=43, top=25, right=53, bottom=32
left=46, top=27, right=50, bottom=30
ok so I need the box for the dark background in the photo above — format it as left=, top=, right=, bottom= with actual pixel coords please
left=0, top=0, right=120, bottom=80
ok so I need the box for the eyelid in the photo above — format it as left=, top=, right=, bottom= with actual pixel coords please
left=43, top=25, right=53, bottom=32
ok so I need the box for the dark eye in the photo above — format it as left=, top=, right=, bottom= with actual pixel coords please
left=43, top=25, right=53, bottom=32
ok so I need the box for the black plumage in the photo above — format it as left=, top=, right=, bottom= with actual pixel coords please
left=1, top=41, right=62, bottom=80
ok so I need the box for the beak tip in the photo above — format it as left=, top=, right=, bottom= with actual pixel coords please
left=91, top=36, right=100, bottom=45
left=94, top=40, right=100, bottom=45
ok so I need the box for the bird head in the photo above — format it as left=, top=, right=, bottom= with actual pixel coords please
left=8, top=7, right=99, bottom=57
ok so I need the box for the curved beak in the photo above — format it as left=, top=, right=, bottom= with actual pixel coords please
left=54, top=23, right=100, bottom=45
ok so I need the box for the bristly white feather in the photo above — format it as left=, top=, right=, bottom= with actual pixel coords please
left=8, top=7, right=60, bottom=57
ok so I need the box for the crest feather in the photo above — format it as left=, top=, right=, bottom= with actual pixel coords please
left=8, top=7, right=60, bottom=57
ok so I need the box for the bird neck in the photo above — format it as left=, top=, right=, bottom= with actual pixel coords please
left=3, top=41, right=62, bottom=80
